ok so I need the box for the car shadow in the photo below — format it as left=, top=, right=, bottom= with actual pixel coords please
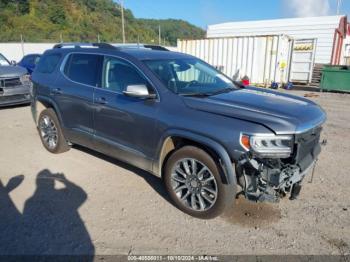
left=0, top=170, right=94, bottom=257
left=0, top=103, right=30, bottom=110
left=73, top=145, right=174, bottom=207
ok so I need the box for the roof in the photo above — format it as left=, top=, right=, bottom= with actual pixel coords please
left=49, top=43, right=191, bottom=61
left=121, top=49, right=191, bottom=60
left=207, top=15, right=345, bottom=38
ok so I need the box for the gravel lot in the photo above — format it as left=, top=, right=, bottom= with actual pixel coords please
left=0, top=90, right=349, bottom=256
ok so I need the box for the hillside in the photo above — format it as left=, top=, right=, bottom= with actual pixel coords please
left=0, top=0, right=205, bottom=46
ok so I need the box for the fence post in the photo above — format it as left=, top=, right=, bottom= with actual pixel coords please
left=20, top=34, right=25, bottom=57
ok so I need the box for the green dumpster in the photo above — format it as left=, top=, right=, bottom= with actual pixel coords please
left=320, top=65, right=350, bottom=92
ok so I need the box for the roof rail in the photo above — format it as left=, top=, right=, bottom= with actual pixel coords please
left=143, top=45, right=169, bottom=51
left=53, top=42, right=116, bottom=50
left=53, top=42, right=169, bottom=51
left=113, top=44, right=169, bottom=51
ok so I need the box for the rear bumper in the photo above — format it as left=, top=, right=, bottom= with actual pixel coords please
left=0, top=85, right=31, bottom=107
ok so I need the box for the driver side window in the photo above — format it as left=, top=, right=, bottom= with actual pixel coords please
left=102, top=56, right=150, bottom=93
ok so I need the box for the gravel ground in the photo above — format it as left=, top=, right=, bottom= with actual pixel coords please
left=0, top=90, right=349, bottom=256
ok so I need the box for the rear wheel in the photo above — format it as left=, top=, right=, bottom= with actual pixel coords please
left=163, top=146, right=235, bottom=219
left=38, top=108, right=70, bottom=154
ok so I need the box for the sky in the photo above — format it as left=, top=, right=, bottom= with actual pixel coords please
left=122, top=0, right=350, bottom=28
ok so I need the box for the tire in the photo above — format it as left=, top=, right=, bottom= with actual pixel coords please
left=163, top=146, right=235, bottom=219
left=37, top=108, right=70, bottom=154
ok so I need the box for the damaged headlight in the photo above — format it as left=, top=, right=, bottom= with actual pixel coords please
left=240, top=133, right=293, bottom=158
left=20, top=74, right=31, bottom=85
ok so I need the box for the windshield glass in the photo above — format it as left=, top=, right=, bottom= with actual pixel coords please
left=144, top=58, right=237, bottom=96
left=0, top=54, right=10, bottom=66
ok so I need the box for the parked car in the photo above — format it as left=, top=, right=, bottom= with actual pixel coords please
left=0, top=53, right=31, bottom=107
left=18, top=54, right=41, bottom=74
left=31, top=43, right=326, bottom=219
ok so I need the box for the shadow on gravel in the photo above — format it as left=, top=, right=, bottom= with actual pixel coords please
left=0, top=103, right=31, bottom=110
left=0, top=170, right=94, bottom=257
left=74, top=145, right=174, bottom=207
left=222, top=196, right=281, bottom=228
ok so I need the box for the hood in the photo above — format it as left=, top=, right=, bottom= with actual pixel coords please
left=182, top=87, right=326, bottom=134
left=0, top=65, right=27, bottom=78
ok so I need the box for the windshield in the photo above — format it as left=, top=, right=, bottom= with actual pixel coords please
left=0, top=54, right=10, bottom=66
left=144, top=58, right=237, bottom=96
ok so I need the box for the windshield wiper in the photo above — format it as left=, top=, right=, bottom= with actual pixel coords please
left=180, top=88, right=236, bottom=98
left=208, top=87, right=236, bottom=96
left=180, top=93, right=212, bottom=97
left=180, top=87, right=237, bottom=98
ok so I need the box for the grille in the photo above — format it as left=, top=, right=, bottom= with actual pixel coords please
left=0, top=94, right=28, bottom=102
left=0, top=77, right=22, bottom=88
left=294, top=126, right=322, bottom=164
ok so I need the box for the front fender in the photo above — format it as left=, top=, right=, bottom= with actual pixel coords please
left=154, top=129, right=237, bottom=185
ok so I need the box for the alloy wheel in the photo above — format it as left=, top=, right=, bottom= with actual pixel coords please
left=39, top=115, right=58, bottom=150
left=170, top=158, right=218, bottom=211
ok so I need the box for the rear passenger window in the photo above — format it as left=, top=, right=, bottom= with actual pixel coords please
left=64, top=54, right=101, bottom=86
left=36, top=53, right=61, bottom=74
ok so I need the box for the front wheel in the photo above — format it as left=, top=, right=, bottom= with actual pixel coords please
left=163, top=146, right=235, bottom=219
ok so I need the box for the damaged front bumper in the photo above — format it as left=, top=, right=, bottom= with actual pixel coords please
left=236, top=127, right=324, bottom=202
left=0, top=84, right=31, bottom=107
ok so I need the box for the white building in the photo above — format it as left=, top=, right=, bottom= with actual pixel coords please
left=207, top=15, right=349, bottom=83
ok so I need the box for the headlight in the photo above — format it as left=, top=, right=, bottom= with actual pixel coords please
left=240, top=133, right=293, bottom=158
left=20, top=74, right=31, bottom=84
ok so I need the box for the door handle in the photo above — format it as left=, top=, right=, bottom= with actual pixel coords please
left=95, top=97, right=107, bottom=105
left=51, top=88, right=62, bottom=95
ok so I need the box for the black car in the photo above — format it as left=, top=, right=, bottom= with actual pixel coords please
left=0, top=53, right=31, bottom=107
left=31, top=43, right=326, bottom=219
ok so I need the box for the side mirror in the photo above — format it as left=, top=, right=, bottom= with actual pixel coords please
left=10, top=60, right=17, bottom=66
left=123, top=84, right=156, bottom=99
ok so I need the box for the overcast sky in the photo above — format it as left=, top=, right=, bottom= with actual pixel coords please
left=122, top=0, right=350, bottom=28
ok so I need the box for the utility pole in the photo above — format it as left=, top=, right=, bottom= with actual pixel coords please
left=337, top=0, right=342, bottom=15
left=97, top=33, right=100, bottom=43
left=20, top=34, right=25, bottom=57
left=120, top=0, right=126, bottom=43
left=60, top=33, right=63, bottom=43
left=158, top=25, right=161, bottom=45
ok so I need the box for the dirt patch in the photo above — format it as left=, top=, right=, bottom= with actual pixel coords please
left=304, top=93, right=319, bottom=98
left=327, top=239, right=349, bottom=249
left=222, top=196, right=281, bottom=228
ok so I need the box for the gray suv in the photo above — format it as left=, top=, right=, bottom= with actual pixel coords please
left=31, top=43, right=326, bottom=219
left=0, top=53, right=31, bottom=107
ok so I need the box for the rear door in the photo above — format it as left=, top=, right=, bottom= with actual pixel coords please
left=290, top=39, right=317, bottom=83
left=93, top=55, right=159, bottom=171
left=53, top=53, right=102, bottom=147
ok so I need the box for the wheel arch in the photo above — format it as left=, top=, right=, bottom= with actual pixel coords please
left=154, top=130, right=236, bottom=185
left=33, top=96, right=63, bottom=126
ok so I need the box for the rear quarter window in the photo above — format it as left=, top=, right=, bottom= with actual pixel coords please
left=36, top=53, right=61, bottom=74
left=63, top=53, right=101, bottom=86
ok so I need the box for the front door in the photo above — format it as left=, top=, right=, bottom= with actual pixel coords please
left=93, top=56, right=159, bottom=171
